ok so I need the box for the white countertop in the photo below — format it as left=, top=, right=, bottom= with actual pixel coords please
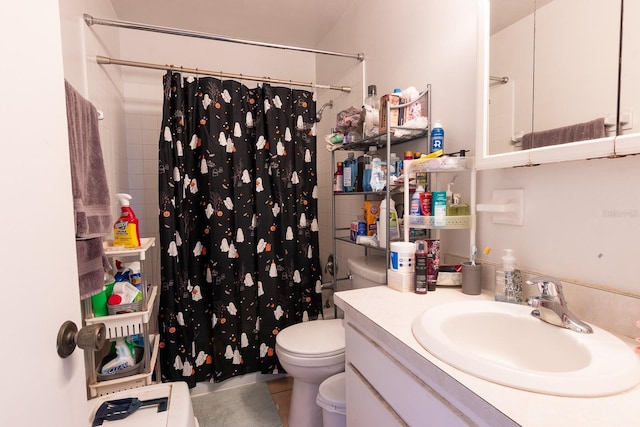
left=334, top=286, right=640, bottom=427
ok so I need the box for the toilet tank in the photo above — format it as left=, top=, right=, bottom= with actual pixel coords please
left=347, top=256, right=387, bottom=289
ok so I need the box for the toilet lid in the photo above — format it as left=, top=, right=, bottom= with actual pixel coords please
left=276, top=319, right=345, bottom=357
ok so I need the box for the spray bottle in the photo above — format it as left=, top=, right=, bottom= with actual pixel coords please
left=113, top=193, right=141, bottom=248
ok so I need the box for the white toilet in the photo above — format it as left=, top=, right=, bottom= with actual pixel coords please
left=276, top=318, right=345, bottom=427
left=275, top=256, right=386, bottom=427
left=347, top=255, right=387, bottom=288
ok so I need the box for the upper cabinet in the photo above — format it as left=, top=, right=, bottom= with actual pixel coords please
left=617, top=0, right=640, bottom=154
left=476, top=0, right=628, bottom=169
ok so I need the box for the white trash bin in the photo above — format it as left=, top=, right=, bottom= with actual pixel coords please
left=316, top=372, right=346, bottom=427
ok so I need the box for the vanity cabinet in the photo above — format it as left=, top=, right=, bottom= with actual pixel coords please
left=336, top=288, right=520, bottom=427
left=345, top=323, right=471, bottom=426
left=83, top=237, right=160, bottom=397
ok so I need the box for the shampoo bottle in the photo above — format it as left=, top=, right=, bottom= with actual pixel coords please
left=333, top=162, right=344, bottom=193
left=113, top=193, right=141, bottom=248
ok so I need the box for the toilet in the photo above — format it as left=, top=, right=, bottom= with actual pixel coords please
left=276, top=319, right=345, bottom=427
left=275, top=256, right=385, bottom=427
left=347, top=255, right=387, bottom=288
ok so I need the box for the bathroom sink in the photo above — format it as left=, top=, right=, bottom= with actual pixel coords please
left=411, top=300, right=640, bottom=396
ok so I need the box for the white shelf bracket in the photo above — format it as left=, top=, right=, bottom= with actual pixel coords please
left=476, top=189, right=524, bottom=226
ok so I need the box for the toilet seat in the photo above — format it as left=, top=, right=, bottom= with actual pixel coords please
left=276, top=319, right=345, bottom=358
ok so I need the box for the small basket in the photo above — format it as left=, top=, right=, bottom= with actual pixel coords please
left=107, top=300, right=142, bottom=315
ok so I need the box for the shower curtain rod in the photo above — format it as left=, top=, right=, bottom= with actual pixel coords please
left=84, top=14, right=364, bottom=61
left=96, top=55, right=352, bottom=93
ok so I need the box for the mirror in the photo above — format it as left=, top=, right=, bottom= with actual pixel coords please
left=618, top=0, right=640, bottom=155
left=477, top=0, right=622, bottom=169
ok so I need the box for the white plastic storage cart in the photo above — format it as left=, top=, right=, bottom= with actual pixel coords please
left=84, top=237, right=160, bottom=397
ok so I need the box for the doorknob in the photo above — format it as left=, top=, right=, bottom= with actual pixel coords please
left=56, top=320, right=106, bottom=358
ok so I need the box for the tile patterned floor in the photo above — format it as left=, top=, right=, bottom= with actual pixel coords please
left=267, top=376, right=293, bottom=426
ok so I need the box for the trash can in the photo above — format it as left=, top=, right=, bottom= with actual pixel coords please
left=316, top=372, right=346, bottom=427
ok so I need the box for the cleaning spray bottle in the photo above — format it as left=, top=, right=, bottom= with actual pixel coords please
left=113, top=193, right=141, bottom=248
left=100, top=337, right=136, bottom=375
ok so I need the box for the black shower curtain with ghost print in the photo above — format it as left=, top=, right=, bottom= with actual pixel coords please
left=158, top=72, right=323, bottom=386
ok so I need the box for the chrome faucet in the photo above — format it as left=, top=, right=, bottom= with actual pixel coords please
left=526, top=276, right=593, bottom=334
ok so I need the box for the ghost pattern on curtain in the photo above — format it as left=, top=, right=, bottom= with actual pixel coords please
left=158, top=71, right=323, bottom=386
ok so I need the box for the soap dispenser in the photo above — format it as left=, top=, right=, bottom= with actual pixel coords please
left=495, top=249, right=522, bottom=304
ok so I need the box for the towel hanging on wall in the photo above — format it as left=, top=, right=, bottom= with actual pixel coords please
left=64, top=80, right=112, bottom=299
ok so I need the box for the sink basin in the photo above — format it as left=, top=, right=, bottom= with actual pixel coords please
left=412, top=300, right=640, bottom=396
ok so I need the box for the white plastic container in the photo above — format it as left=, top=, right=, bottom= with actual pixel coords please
left=316, top=372, right=346, bottom=427
left=390, top=241, right=415, bottom=272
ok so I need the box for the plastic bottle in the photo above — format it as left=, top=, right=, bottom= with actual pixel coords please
left=369, top=146, right=385, bottom=192
left=430, top=120, right=444, bottom=153
left=389, top=152, right=400, bottom=178
left=410, top=173, right=427, bottom=215
left=362, top=152, right=373, bottom=192
left=495, top=249, right=522, bottom=303
left=414, top=240, right=428, bottom=294
left=393, top=88, right=406, bottom=125
left=113, top=193, right=141, bottom=248
left=355, top=154, right=365, bottom=192
left=377, top=198, right=400, bottom=248
left=333, top=162, right=344, bottom=193
left=100, top=337, right=136, bottom=375
left=363, top=85, right=380, bottom=138
left=343, top=152, right=357, bottom=192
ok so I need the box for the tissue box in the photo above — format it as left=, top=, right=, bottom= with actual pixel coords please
left=387, top=269, right=415, bottom=292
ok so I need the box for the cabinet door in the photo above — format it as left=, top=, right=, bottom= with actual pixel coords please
left=346, top=323, right=472, bottom=426
left=346, top=363, right=406, bottom=426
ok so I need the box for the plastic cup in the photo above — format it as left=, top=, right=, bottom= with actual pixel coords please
left=91, top=288, right=109, bottom=317
left=461, top=262, right=483, bottom=295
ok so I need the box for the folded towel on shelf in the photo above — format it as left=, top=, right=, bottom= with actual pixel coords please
left=521, top=117, right=606, bottom=150
left=65, top=80, right=112, bottom=238
left=76, top=238, right=110, bottom=299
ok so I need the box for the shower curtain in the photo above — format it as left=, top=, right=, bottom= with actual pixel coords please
left=158, top=71, right=323, bottom=386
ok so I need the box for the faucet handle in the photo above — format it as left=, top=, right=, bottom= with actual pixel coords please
left=525, top=276, right=563, bottom=298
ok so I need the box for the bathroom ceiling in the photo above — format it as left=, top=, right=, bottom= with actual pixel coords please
left=109, top=0, right=355, bottom=47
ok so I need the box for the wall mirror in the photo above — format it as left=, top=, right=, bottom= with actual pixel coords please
left=477, top=0, right=622, bottom=169
left=617, top=0, right=640, bottom=155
